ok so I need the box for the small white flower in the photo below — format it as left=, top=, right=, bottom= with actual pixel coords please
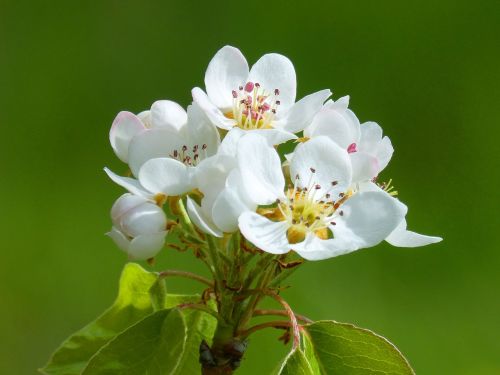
left=105, top=102, right=220, bottom=198
left=107, top=193, right=167, bottom=260
left=192, top=45, right=331, bottom=145
left=304, top=96, right=393, bottom=183
left=236, top=134, right=407, bottom=260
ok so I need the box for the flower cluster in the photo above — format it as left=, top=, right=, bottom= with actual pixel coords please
left=105, top=45, right=441, bottom=261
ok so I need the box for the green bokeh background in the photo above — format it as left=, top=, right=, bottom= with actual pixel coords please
left=1, top=1, right=499, bottom=374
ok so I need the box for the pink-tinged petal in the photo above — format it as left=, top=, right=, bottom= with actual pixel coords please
left=192, top=87, right=237, bottom=130
left=386, top=219, right=442, bottom=247
left=277, top=89, right=331, bottom=133
left=248, top=53, right=296, bottom=111
left=290, top=136, right=352, bottom=198
left=186, top=197, right=223, bottom=237
left=205, top=46, right=249, bottom=110
left=109, top=111, right=146, bottom=163
left=150, top=100, right=187, bottom=130
left=104, top=167, right=153, bottom=199
left=237, top=133, right=285, bottom=205
left=138, top=158, right=193, bottom=196
left=128, top=232, right=167, bottom=260
left=238, top=212, right=290, bottom=254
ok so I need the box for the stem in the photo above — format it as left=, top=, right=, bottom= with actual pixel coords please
left=206, top=236, right=224, bottom=289
left=176, top=197, right=197, bottom=236
left=253, top=309, right=313, bottom=324
left=158, top=269, right=214, bottom=287
left=262, top=289, right=300, bottom=349
left=239, top=320, right=291, bottom=337
left=236, top=255, right=277, bottom=328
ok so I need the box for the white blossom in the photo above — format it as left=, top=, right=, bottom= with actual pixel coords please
left=107, top=194, right=167, bottom=260
left=192, top=45, right=331, bottom=145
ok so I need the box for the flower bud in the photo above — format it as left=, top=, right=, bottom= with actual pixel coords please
left=107, top=194, right=167, bottom=260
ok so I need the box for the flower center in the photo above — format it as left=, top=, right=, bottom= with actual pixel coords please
left=225, top=81, right=281, bottom=130
left=169, top=144, right=207, bottom=166
left=257, top=169, right=352, bottom=244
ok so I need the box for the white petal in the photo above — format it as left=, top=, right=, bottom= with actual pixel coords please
left=192, top=87, right=237, bottom=130
left=128, top=128, right=184, bottom=176
left=247, top=128, right=297, bottom=145
left=186, top=197, right=223, bottom=237
left=150, top=100, right=187, bottom=130
left=290, top=136, right=352, bottom=198
left=128, top=232, right=167, bottom=260
left=325, top=95, right=350, bottom=111
left=212, top=170, right=256, bottom=233
left=238, top=212, right=290, bottom=254
left=107, top=227, right=131, bottom=254
left=120, top=203, right=167, bottom=237
left=104, top=167, right=153, bottom=198
left=277, top=89, right=331, bottom=133
left=205, top=46, right=249, bottom=110
left=359, top=122, right=394, bottom=174
left=350, top=151, right=379, bottom=183
left=185, top=102, right=220, bottom=157
left=217, top=127, right=245, bottom=157
left=137, top=110, right=151, bottom=127
left=333, top=191, right=407, bottom=249
left=386, top=219, right=442, bottom=247
left=238, top=133, right=285, bottom=205
left=305, top=108, right=360, bottom=149
left=138, top=158, right=193, bottom=196
left=111, top=193, right=149, bottom=222
left=109, top=111, right=146, bottom=163
left=290, top=233, right=353, bottom=261
left=248, top=53, right=296, bottom=111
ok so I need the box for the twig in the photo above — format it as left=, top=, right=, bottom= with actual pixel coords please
left=262, top=289, right=300, bottom=349
left=253, top=309, right=313, bottom=324
left=239, top=320, right=291, bottom=337
left=158, top=269, right=213, bottom=287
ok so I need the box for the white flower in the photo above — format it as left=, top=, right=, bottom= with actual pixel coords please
left=192, top=45, right=331, bottom=145
left=357, top=181, right=442, bottom=247
left=107, top=194, right=167, bottom=260
left=304, top=96, right=393, bottom=183
left=105, top=102, right=220, bottom=198
left=236, top=134, right=407, bottom=260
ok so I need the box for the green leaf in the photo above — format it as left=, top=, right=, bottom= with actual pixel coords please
left=302, top=320, right=415, bottom=375
left=81, top=309, right=187, bottom=374
left=276, top=349, right=316, bottom=375
left=170, top=303, right=217, bottom=373
left=41, top=263, right=163, bottom=375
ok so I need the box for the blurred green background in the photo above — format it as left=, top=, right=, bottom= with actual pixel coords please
left=1, top=0, right=499, bottom=374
